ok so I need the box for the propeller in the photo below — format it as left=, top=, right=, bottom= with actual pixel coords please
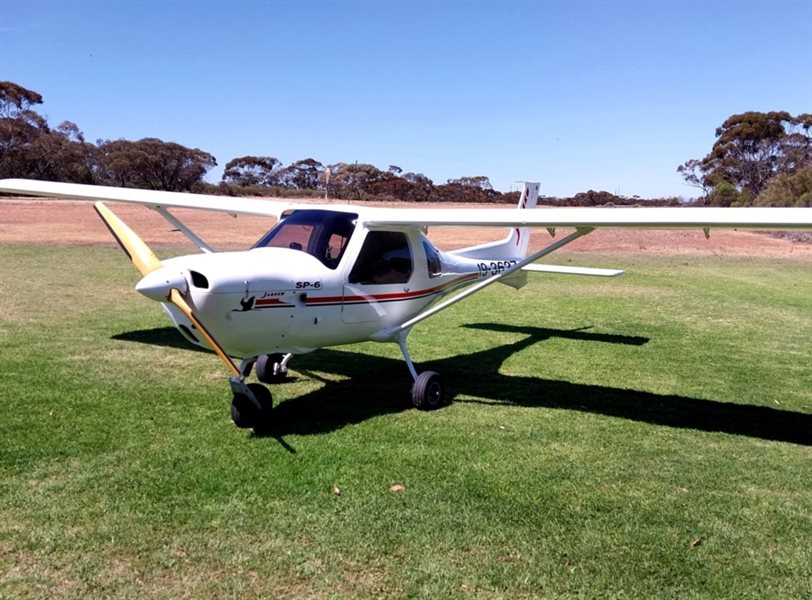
left=94, top=202, right=240, bottom=377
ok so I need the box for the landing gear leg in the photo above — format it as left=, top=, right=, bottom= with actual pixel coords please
left=397, top=334, right=444, bottom=410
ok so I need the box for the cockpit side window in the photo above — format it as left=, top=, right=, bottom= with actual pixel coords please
left=253, top=210, right=357, bottom=269
left=349, top=231, right=413, bottom=285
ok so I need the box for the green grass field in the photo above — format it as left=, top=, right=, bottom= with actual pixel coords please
left=1, top=243, right=810, bottom=598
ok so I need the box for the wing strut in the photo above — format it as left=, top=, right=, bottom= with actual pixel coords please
left=154, top=206, right=215, bottom=253
left=387, top=227, right=594, bottom=336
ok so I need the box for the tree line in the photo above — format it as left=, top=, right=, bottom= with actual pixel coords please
left=0, top=82, right=675, bottom=205
left=2, top=81, right=809, bottom=206
left=678, top=111, right=811, bottom=207
left=0, top=81, right=520, bottom=203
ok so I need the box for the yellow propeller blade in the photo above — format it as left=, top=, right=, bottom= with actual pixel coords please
left=169, top=289, right=241, bottom=377
left=94, top=201, right=161, bottom=276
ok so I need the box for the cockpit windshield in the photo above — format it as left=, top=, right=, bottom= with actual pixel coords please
left=252, top=210, right=358, bottom=269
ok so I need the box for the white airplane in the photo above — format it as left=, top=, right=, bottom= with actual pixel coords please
left=1, top=178, right=810, bottom=430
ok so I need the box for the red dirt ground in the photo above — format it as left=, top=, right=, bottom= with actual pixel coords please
left=1, top=197, right=810, bottom=260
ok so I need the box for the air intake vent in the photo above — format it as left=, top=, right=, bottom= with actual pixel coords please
left=190, top=270, right=209, bottom=289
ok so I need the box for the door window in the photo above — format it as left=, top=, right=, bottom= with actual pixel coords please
left=349, top=231, right=413, bottom=285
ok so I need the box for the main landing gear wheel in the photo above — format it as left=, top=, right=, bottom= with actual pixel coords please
left=255, top=353, right=288, bottom=384
left=231, top=383, right=273, bottom=429
left=411, top=371, right=443, bottom=410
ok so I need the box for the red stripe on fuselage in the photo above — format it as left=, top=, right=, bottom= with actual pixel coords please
left=305, top=273, right=479, bottom=306
left=255, top=298, right=291, bottom=307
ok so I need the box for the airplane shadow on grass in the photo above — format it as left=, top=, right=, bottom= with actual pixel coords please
left=114, top=324, right=811, bottom=446
left=113, top=327, right=212, bottom=353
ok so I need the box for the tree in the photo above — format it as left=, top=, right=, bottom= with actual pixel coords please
left=0, top=81, right=44, bottom=121
left=25, top=121, right=94, bottom=183
left=275, top=158, right=324, bottom=190
left=438, top=175, right=501, bottom=203
left=361, top=171, right=406, bottom=201
left=706, top=182, right=745, bottom=207
left=447, top=175, right=493, bottom=191
left=95, top=138, right=216, bottom=191
left=678, top=111, right=812, bottom=199
left=221, top=156, right=281, bottom=187
left=755, top=167, right=812, bottom=207
left=327, top=163, right=385, bottom=199
left=1, top=81, right=216, bottom=190
left=0, top=82, right=93, bottom=182
left=0, top=81, right=48, bottom=178
left=401, top=172, right=434, bottom=202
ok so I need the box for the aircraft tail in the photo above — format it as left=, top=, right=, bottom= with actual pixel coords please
left=506, top=181, right=540, bottom=258
left=451, top=181, right=540, bottom=261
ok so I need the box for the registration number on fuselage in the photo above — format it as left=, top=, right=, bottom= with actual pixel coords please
left=477, top=260, right=518, bottom=277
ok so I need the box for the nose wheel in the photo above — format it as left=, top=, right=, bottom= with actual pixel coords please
left=230, top=361, right=272, bottom=429
left=231, top=383, right=273, bottom=429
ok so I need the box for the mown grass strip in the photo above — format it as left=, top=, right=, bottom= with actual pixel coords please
left=1, top=244, right=810, bottom=598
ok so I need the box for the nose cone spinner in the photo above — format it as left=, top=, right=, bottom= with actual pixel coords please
left=136, top=267, right=189, bottom=301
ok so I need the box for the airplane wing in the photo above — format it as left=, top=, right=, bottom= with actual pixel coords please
left=365, top=206, right=812, bottom=231
left=2, top=178, right=810, bottom=231
left=0, top=179, right=289, bottom=219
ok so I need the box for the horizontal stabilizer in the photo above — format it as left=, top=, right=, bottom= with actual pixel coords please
left=523, top=264, right=624, bottom=277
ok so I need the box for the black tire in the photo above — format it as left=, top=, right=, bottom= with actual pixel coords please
left=255, top=353, right=288, bottom=384
left=231, top=383, right=273, bottom=428
left=411, top=371, right=443, bottom=410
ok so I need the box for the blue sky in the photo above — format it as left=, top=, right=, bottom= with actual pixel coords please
left=1, top=1, right=810, bottom=198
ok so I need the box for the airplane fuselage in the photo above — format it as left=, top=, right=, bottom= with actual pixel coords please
left=150, top=209, right=503, bottom=358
